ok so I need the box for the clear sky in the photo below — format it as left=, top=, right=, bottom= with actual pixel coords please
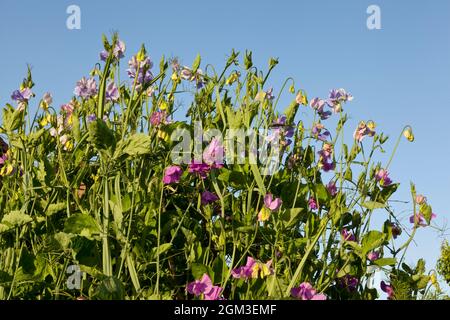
left=1, top=0, right=449, bottom=291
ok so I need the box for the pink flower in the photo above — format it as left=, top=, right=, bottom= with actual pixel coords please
left=415, top=194, right=427, bottom=205
left=409, top=212, right=436, bottom=227
left=380, top=281, right=394, bottom=299
left=163, top=165, right=182, bottom=184
left=367, top=252, right=380, bottom=261
left=375, top=169, right=392, bottom=187
left=231, top=257, right=273, bottom=279
left=203, top=138, right=224, bottom=167
left=186, top=274, right=223, bottom=300
left=308, top=197, right=318, bottom=210
left=291, top=282, right=326, bottom=300
left=188, top=162, right=211, bottom=179
left=353, top=121, right=375, bottom=142
left=150, top=110, right=167, bottom=126
left=201, top=191, right=219, bottom=205
left=264, top=193, right=282, bottom=211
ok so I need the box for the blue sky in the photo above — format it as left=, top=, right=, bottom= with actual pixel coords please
left=1, top=0, right=449, bottom=292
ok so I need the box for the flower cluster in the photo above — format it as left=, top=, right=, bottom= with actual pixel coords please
left=186, top=274, right=223, bottom=300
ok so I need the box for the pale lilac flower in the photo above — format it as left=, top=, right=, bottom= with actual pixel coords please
left=87, top=114, right=97, bottom=123
left=42, top=92, right=53, bottom=105
left=11, top=88, right=33, bottom=102
left=201, top=191, right=219, bottom=205
left=327, top=88, right=353, bottom=112
left=375, top=169, right=392, bottom=187
left=264, top=193, right=282, bottom=211
left=100, top=40, right=126, bottom=61
left=180, top=66, right=204, bottom=88
left=203, top=138, right=224, bottom=167
left=74, top=77, right=97, bottom=99
left=265, top=87, right=275, bottom=100
left=127, top=55, right=154, bottom=85
left=380, top=281, right=394, bottom=299
left=105, top=82, right=120, bottom=102
left=312, top=123, right=331, bottom=141
left=353, top=121, right=376, bottom=142
left=367, top=252, right=380, bottom=261
left=310, top=97, right=332, bottom=120
left=291, top=282, right=327, bottom=300
left=162, top=165, right=183, bottom=184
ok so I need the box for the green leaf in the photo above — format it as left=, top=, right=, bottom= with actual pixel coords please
left=280, top=208, right=304, bottom=229
left=191, top=263, right=213, bottom=280
left=192, top=54, right=201, bottom=73
left=92, top=276, right=125, bottom=300
left=362, top=231, right=386, bottom=255
left=88, top=119, right=115, bottom=152
left=114, top=133, right=152, bottom=159
left=373, top=258, right=397, bottom=267
left=250, top=163, right=266, bottom=195
left=362, top=201, right=386, bottom=210
left=64, top=213, right=101, bottom=240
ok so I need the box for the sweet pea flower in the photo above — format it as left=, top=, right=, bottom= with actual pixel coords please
left=375, top=169, right=393, bottom=187
left=291, top=282, right=327, bottom=300
left=264, top=193, right=282, bottom=211
left=353, top=121, right=376, bottom=142
left=367, top=252, right=380, bottom=261
left=265, top=87, right=275, bottom=101
left=308, top=197, right=318, bottom=210
left=127, top=55, right=154, bottom=85
left=327, top=181, right=338, bottom=197
left=231, top=257, right=273, bottom=280
left=163, top=165, right=183, bottom=184
left=312, top=123, right=331, bottom=141
left=11, top=87, right=33, bottom=102
left=150, top=110, right=168, bottom=126
left=100, top=40, right=126, bottom=61
left=188, top=162, right=211, bottom=179
left=105, top=82, right=120, bottom=102
left=203, top=138, right=224, bottom=167
left=318, top=143, right=336, bottom=172
left=338, top=275, right=359, bottom=292
left=186, top=273, right=223, bottom=300
left=409, top=212, right=436, bottom=227
left=310, top=97, right=332, bottom=120
left=380, top=281, right=394, bottom=299
left=341, top=228, right=356, bottom=242
left=327, top=88, right=353, bottom=113
left=74, top=77, right=97, bottom=99
left=201, top=191, right=219, bottom=205
left=415, top=194, right=427, bottom=205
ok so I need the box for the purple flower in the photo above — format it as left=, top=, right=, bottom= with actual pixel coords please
left=42, top=92, right=53, bottom=105
left=327, top=181, right=337, bottom=197
left=264, top=193, right=282, bottom=211
left=74, top=77, right=97, bottom=99
left=308, top=197, right=318, bottom=210
left=312, top=123, right=331, bottom=141
left=291, top=282, right=327, bottom=300
left=310, top=97, right=332, bottom=120
left=100, top=40, right=126, bottom=61
left=367, top=252, right=380, bottom=261
left=186, top=274, right=223, bottom=300
left=203, top=138, right=224, bottom=167
left=11, top=88, right=33, bottom=102
left=163, top=165, right=183, bottom=184
left=318, top=143, right=336, bottom=172
left=409, top=212, right=436, bottom=227
left=127, top=55, right=154, bottom=85
left=87, top=114, right=97, bottom=123
left=375, top=169, right=392, bottom=187
left=188, top=162, right=211, bottom=179
left=265, top=87, right=275, bottom=101
left=105, top=82, right=120, bottom=102
left=380, top=281, right=394, bottom=299
left=338, top=275, right=359, bottom=292
left=150, top=110, right=168, bottom=126
left=341, top=228, right=356, bottom=242
left=201, top=191, right=219, bottom=205
left=327, top=88, right=353, bottom=113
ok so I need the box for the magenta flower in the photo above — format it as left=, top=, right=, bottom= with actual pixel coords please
left=327, top=181, right=338, bottom=197
left=201, top=191, right=219, bottom=205
left=231, top=257, right=273, bottom=279
left=367, top=252, right=380, bottom=261
left=409, top=212, right=436, bottom=227
left=341, top=228, right=356, bottom=242
left=74, top=77, right=97, bottom=99
left=264, top=193, right=282, bottom=211
left=291, top=282, right=326, bottom=300
left=163, top=165, right=183, bottom=184
left=188, top=162, right=211, bottom=179
left=380, top=281, right=394, bottom=299
left=308, top=197, right=318, bottom=210
left=11, top=88, right=33, bottom=102
left=203, top=138, right=224, bottom=167
left=375, top=169, right=392, bottom=187
left=105, top=82, right=120, bottom=102
left=150, top=110, right=167, bottom=126
left=186, top=274, right=223, bottom=300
